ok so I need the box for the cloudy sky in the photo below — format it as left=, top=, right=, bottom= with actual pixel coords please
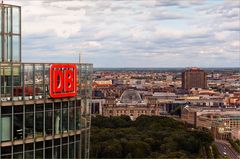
left=8, top=0, right=240, bottom=67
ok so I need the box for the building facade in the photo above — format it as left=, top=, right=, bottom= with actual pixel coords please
left=181, top=106, right=240, bottom=140
left=182, top=68, right=207, bottom=90
left=102, top=89, right=167, bottom=120
left=0, top=3, right=92, bottom=159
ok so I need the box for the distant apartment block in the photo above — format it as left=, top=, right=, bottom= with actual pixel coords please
left=182, top=67, right=207, bottom=90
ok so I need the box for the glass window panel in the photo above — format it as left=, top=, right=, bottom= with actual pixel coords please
left=62, top=102, right=68, bottom=109
left=2, top=106, right=12, bottom=114
left=76, top=107, right=81, bottom=129
left=81, top=132, right=86, bottom=158
left=25, top=105, right=34, bottom=139
left=35, top=150, right=43, bottom=159
left=54, top=103, right=61, bottom=135
left=13, top=107, right=23, bottom=140
left=45, top=103, right=52, bottom=110
left=1, top=146, right=12, bottom=158
left=69, top=142, right=75, bottom=159
left=13, top=152, right=23, bottom=159
left=54, top=139, right=61, bottom=158
left=0, top=8, right=1, bottom=33
left=76, top=141, right=81, bottom=158
left=13, top=65, right=22, bottom=100
left=4, top=7, right=11, bottom=34
left=54, top=138, right=60, bottom=146
left=69, top=107, right=75, bottom=131
left=1, top=115, right=12, bottom=141
left=12, top=35, right=20, bottom=62
left=36, top=141, right=43, bottom=150
left=35, top=64, right=44, bottom=99
left=25, top=151, right=33, bottom=159
left=45, top=103, right=53, bottom=136
left=1, top=106, right=12, bottom=141
left=12, top=7, right=20, bottom=34
left=25, top=104, right=34, bottom=112
left=35, top=106, right=43, bottom=138
left=69, top=101, right=75, bottom=108
left=76, top=100, right=80, bottom=108
left=44, top=64, right=50, bottom=98
left=0, top=36, right=2, bottom=61
left=25, top=143, right=33, bottom=151
left=62, top=144, right=68, bottom=159
left=7, top=35, right=11, bottom=62
left=45, top=147, right=52, bottom=159
left=24, top=64, right=34, bottom=99
left=62, top=102, right=68, bottom=133
left=54, top=146, right=60, bottom=159
left=76, top=135, right=80, bottom=141
left=62, top=137, right=68, bottom=144
left=7, top=7, right=11, bottom=33
left=36, top=104, right=43, bottom=111
left=45, top=140, right=52, bottom=147
left=69, top=136, right=74, bottom=143
left=54, top=102, right=60, bottom=110
left=1, top=66, right=12, bottom=98
left=13, top=145, right=23, bottom=153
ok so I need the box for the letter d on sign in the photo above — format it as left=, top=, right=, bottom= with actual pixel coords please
left=53, top=70, right=64, bottom=93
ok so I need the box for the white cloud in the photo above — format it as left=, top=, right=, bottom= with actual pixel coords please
left=6, top=0, right=240, bottom=67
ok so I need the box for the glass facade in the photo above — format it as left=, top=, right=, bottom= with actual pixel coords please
left=0, top=63, right=92, bottom=159
left=0, top=63, right=92, bottom=102
left=0, top=3, right=92, bottom=159
left=0, top=4, right=21, bottom=62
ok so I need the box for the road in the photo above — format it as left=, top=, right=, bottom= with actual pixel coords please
left=164, top=115, right=240, bottom=159
left=214, top=140, right=239, bottom=159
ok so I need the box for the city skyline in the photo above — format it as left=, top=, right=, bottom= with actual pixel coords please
left=8, top=0, right=240, bottom=67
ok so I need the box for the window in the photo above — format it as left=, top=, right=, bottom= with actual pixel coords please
left=54, top=139, right=61, bottom=159
left=62, top=137, right=68, bottom=158
left=54, top=102, right=61, bottom=135
left=12, top=7, right=20, bottom=34
left=25, top=105, right=34, bottom=139
left=14, top=105, right=23, bottom=140
left=35, top=64, right=44, bottom=99
left=24, top=64, right=34, bottom=99
left=45, top=103, right=53, bottom=136
left=45, top=140, right=52, bottom=158
left=12, top=35, right=20, bottom=62
left=1, top=106, right=12, bottom=141
left=24, top=143, right=33, bottom=158
left=69, top=101, right=75, bottom=131
left=1, top=146, right=11, bottom=158
left=62, top=102, right=68, bottom=133
left=1, top=66, right=12, bottom=98
left=76, top=106, right=81, bottom=129
left=35, top=104, right=43, bottom=137
left=13, top=145, right=23, bottom=158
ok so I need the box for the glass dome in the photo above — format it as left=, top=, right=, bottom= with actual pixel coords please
left=120, top=89, right=142, bottom=104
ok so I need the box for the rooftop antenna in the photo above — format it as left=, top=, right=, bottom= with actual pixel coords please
left=79, top=51, right=82, bottom=63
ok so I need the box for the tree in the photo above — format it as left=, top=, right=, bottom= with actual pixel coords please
left=90, top=115, right=213, bottom=158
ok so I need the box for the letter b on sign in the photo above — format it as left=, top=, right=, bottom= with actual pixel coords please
left=50, top=64, right=77, bottom=98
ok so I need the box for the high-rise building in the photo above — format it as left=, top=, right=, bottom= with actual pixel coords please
left=0, top=3, right=92, bottom=159
left=182, top=67, right=207, bottom=90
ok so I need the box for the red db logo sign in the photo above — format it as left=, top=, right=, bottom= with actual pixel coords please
left=49, top=64, right=77, bottom=98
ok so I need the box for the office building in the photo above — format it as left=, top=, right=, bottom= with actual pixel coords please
left=0, top=3, right=92, bottom=159
left=182, top=67, right=207, bottom=90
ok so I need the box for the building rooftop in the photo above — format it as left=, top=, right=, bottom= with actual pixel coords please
left=119, top=89, right=143, bottom=104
